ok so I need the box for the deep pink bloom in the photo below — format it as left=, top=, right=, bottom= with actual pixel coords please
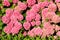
left=31, top=21, right=35, bottom=26
left=3, top=0, right=10, bottom=7
left=23, top=22, right=31, bottom=30
left=2, top=16, right=10, bottom=24
left=13, top=10, right=23, bottom=21
left=27, top=0, right=36, bottom=7
left=6, top=8, right=13, bottom=17
left=11, top=21, right=22, bottom=35
left=4, top=21, right=13, bottom=34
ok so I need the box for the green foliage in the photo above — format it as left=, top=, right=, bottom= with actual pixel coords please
left=56, top=11, right=60, bottom=16
left=8, top=0, right=12, bottom=3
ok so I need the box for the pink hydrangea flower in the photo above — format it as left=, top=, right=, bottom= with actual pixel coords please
left=4, top=21, right=13, bottom=34
left=56, top=3, right=60, bottom=11
left=31, top=4, right=40, bottom=13
left=23, top=31, right=27, bottom=36
left=34, top=27, right=43, bottom=36
left=55, top=25, right=60, bottom=31
left=14, top=6, right=22, bottom=12
left=26, top=16, right=32, bottom=22
left=35, top=14, right=41, bottom=21
left=6, top=8, right=13, bottom=17
left=51, top=15, right=60, bottom=23
left=28, top=30, right=35, bottom=37
left=12, top=0, right=19, bottom=4
left=55, top=0, right=60, bottom=3
left=18, top=1, right=27, bottom=10
left=27, top=0, right=36, bottom=7
left=48, top=3, right=57, bottom=12
left=56, top=31, right=60, bottom=36
left=2, top=15, right=10, bottom=24
left=13, top=10, right=23, bottom=21
left=11, top=21, right=22, bottom=35
left=31, top=21, right=35, bottom=26
left=23, top=22, right=31, bottom=30
left=3, top=0, right=10, bottom=7
left=36, top=21, right=41, bottom=26
left=26, top=10, right=36, bottom=21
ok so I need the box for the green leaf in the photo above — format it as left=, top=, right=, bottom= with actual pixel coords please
left=42, top=37, right=46, bottom=40
left=36, top=37, right=41, bottom=40
left=0, top=4, right=3, bottom=6
left=7, top=34, right=11, bottom=40
left=13, top=35, right=18, bottom=40
left=1, top=8, right=6, bottom=13
left=10, top=4, right=15, bottom=9
left=8, top=0, right=12, bottom=3
left=1, top=36, right=5, bottom=40
left=41, top=0, right=45, bottom=2
left=2, top=31, right=5, bottom=35
left=48, top=0, right=50, bottom=2
left=56, top=11, right=60, bottom=16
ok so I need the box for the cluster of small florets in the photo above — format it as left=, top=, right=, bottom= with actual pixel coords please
left=2, top=0, right=60, bottom=38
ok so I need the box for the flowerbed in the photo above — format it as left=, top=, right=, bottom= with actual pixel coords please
left=0, top=0, right=60, bottom=40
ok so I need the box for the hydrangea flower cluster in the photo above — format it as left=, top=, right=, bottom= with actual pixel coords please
left=1, top=0, right=60, bottom=39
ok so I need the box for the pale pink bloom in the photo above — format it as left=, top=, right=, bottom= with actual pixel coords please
left=23, top=31, right=27, bottom=36
left=11, top=21, right=22, bottom=35
left=36, top=21, right=41, bottom=26
left=43, top=22, right=55, bottom=29
left=55, top=0, right=60, bottom=3
left=35, top=14, right=41, bottom=21
left=14, top=6, right=21, bottom=12
left=28, top=28, right=36, bottom=37
left=18, top=1, right=27, bottom=10
left=12, top=0, right=19, bottom=4
left=55, top=25, right=60, bottom=31
left=45, top=12, right=56, bottom=20
left=28, top=30, right=35, bottom=37
left=54, top=36, right=57, bottom=39
left=34, top=27, right=42, bottom=36
left=56, top=31, right=60, bottom=36
left=31, top=21, right=35, bottom=26
left=42, top=27, right=54, bottom=37
left=56, top=3, right=60, bottom=11
left=42, top=8, right=49, bottom=18
left=51, top=15, right=60, bottom=23
left=2, top=16, right=10, bottom=24
left=3, top=0, right=10, bottom=7
left=27, top=0, right=36, bottom=7
left=6, top=8, right=13, bottom=17
left=23, top=22, right=31, bottom=30
left=42, top=22, right=54, bottom=37
left=48, top=3, right=57, bottom=12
